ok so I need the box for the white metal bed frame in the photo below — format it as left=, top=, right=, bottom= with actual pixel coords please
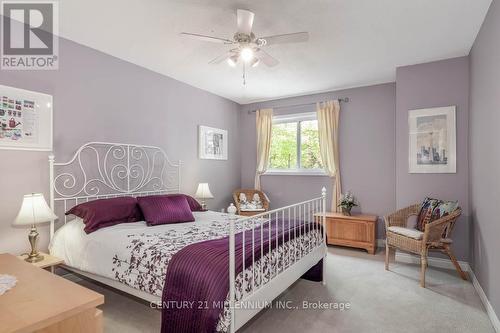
left=49, top=142, right=327, bottom=333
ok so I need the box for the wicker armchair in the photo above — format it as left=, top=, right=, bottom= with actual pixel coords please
left=384, top=204, right=467, bottom=287
left=232, top=189, right=270, bottom=216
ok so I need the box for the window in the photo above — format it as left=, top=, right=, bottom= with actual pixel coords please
left=267, top=112, right=324, bottom=175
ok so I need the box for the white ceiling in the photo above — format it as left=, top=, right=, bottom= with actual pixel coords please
left=59, top=0, right=491, bottom=104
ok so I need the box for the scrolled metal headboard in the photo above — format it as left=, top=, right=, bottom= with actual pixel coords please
left=49, top=142, right=182, bottom=239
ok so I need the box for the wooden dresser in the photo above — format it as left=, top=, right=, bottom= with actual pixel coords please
left=316, top=212, right=378, bottom=254
left=0, top=253, right=104, bottom=333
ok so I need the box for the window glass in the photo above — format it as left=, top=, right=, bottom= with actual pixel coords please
left=268, top=113, right=323, bottom=172
left=269, top=122, right=298, bottom=169
left=300, top=120, right=323, bottom=169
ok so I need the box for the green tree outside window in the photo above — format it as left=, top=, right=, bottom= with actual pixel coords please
left=269, top=117, right=323, bottom=171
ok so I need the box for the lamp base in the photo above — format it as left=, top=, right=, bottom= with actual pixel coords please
left=25, top=225, right=43, bottom=263
left=24, top=252, right=44, bottom=263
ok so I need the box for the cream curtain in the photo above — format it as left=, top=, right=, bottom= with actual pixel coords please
left=254, top=108, right=273, bottom=190
left=317, top=100, right=341, bottom=212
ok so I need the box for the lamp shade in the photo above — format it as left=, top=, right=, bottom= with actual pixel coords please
left=195, top=183, right=214, bottom=199
left=12, top=193, right=57, bottom=226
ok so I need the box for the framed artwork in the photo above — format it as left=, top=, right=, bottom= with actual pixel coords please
left=0, top=85, right=53, bottom=151
left=198, top=125, right=228, bottom=160
left=409, top=106, right=456, bottom=173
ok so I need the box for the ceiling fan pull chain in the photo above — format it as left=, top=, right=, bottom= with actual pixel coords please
left=243, top=63, right=247, bottom=85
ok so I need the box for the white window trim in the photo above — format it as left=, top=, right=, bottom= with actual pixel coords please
left=264, top=169, right=327, bottom=176
left=272, top=112, right=317, bottom=124
left=268, top=111, right=326, bottom=175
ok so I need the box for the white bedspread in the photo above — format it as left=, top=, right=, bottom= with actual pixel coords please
left=49, top=211, right=232, bottom=287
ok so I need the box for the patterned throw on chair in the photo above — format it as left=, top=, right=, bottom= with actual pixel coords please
left=416, top=197, right=459, bottom=232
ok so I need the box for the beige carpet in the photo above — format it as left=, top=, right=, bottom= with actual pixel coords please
left=70, top=247, right=494, bottom=333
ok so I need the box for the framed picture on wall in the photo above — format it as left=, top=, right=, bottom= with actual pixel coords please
left=198, top=125, right=228, bottom=160
left=0, top=85, right=53, bottom=151
left=408, top=106, right=456, bottom=173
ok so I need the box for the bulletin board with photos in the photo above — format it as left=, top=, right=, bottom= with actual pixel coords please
left=0, top=84, right=53, bottom=151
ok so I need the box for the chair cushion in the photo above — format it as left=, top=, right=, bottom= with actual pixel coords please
left=416, top=197, right=459, bottom=231
left=388, top=226, right=424, bottom=240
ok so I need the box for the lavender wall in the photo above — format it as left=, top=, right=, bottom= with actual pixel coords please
left=239, top=83, right=397, bottom=239
left=470, top=0, right=499, bottom=319
left=240, top=58, right=471, bottom=261
left=395, top=57, right=470, bottom=260
left=0, top=38, right=241, bottom=255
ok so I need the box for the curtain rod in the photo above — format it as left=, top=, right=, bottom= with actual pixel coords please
left=247, top=97, right=349, bottom=114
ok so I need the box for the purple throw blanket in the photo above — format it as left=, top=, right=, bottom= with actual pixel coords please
left=161, top=219, right=323, bottom=333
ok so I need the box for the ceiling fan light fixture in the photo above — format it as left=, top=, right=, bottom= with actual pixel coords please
left=185, top=9, right=306, bottom=84
left=250, top=58, right=260, bottom=67
left=240, top=47, right=254, bottom=62
left=227, top=54, right=238, bottom=67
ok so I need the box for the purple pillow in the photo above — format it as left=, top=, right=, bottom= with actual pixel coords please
left=138, top=194, right=202, bottom=212
left=183, top=194, right=203, bottom=212
left=66, top=197, right=143, bottom=234
left=137, top=195, right=195, bottom=226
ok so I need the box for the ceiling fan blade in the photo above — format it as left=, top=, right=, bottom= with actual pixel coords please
left=208, top=52, right=232, bottom=64
left=256, top=49, right=279, bottom=67
left=236, top=9, right=254, bottom=35
left=180, top=32, right=233, bottom=44
left=260, top=32, right=309, bottom=46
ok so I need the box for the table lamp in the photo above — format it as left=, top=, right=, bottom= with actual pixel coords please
left=195, top=183, right=214, bottom=210
left=12, top=193, right=57, bottom=263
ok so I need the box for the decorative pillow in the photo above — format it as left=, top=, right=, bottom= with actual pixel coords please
left=432, top=200, right=459, bottom=219
left=66, top=197, right=143, bottom=234
left=182, top=194, right=203, bottom=212
left=416, top=197, right=441, bottom=231
left=142, top=194, right=202, bottom=211
left=137, top=195, right=195, bottom=226
left=416, top=197, right=459, bottom=231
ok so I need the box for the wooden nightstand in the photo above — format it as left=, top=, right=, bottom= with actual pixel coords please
left=0, top=253, right=104, bottom=333
left=17, top=252, right=64, bottom=273
left=316, top=212, right=378, bottom=254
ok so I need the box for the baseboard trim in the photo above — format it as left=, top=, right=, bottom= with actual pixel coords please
left=469, top=269, right=500, bottom=332
left=377, top=239, right=385, bottom=248
left=394, top=251, right=471, bottom=272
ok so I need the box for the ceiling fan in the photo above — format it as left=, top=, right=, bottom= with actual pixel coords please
left=180, top=9, right=309, bottom=83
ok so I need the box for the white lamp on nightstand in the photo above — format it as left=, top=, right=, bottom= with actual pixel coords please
left=12, top=193, right=57, bottom=263
left=195, top=183, right=214, bottom=211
